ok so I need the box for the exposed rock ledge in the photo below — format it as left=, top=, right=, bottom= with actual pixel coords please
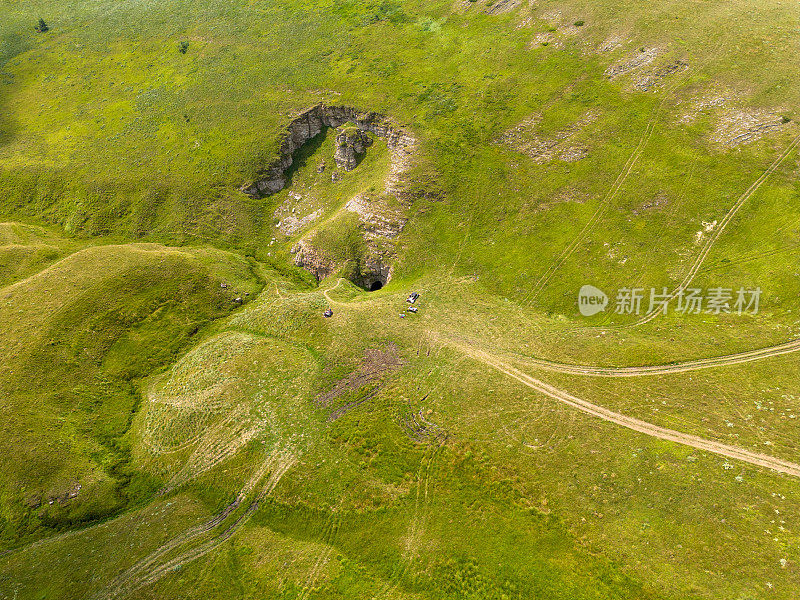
left=334, top=127, right=373, bottom=171
left=240, top=103, right=416, bottom=198
left=244, top=103, right=422, bottom=289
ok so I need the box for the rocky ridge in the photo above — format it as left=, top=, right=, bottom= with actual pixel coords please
left=241, top=104, right=415, bottom=198
left=334, top=127, right=373, bottom=171
left=249, top=104, right=420, bottom=288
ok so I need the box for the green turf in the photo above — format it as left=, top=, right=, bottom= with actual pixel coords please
left=2, top=0, right=800, bottom=598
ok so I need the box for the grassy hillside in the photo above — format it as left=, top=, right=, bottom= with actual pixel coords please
left=0, top=237, right=262, bottom=546
left=2, top=0, right=800, bottom=598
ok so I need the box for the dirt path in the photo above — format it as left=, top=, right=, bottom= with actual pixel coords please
left=504, top=337, right=800, bottom=377
left=632, top=132, right=800, bottom=327
left=459, top=344, right=800, bottom=478
left=322, top=278, right=346, bottom=305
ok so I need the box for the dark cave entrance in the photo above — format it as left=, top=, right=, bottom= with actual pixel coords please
left=369, top=280, right=383, bottom=291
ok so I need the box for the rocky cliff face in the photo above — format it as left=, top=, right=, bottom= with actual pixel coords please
left=244, top=104, right=422, bottom=289
left=290, top=239, right=336, bottom=282
left=240, top=104, right=415, bottom=198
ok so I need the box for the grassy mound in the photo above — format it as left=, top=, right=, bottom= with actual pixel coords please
left=0, top=241, right=261, bottom=546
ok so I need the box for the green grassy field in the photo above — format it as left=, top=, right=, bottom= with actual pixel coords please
left=2, top=0, right=800, bottom=598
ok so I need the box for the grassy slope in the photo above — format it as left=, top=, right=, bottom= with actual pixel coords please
left=2, top=0, right=800, bottom=598
left=0, top=222, right=81, bottom=286
left=4, top=278, right=800, bottom=599
left=0, top=236, right=262, bottom=547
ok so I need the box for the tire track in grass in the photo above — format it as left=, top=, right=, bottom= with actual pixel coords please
left=374, top=439, right=444, bottom=600
left=526, top=88, right=675, bottom=304
left=631, top=132, right=800, bottom=327
left=506, top=337, right=800, bottom=377
left=90, top=450, right=297, bottom=600
left=404, top=439, right=443, bottom=561
left=437, top=330, right=800, bottom=379
left=297, top=511, right=342, bottom=600
left=454, top=343, right=800, bottom=478
left=696, top=241, right=800, bottom=276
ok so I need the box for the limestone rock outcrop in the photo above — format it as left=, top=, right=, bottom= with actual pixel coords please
left=240, top=104, right=415, bottom=198
left=334, top=127, right=373, bottom=171
left=245, top=103, right=425, bottom=289
left=290, top=240, right=336, bottom=282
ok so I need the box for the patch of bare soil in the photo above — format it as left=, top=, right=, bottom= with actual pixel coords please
left=528, top=31, right=562, bottom=49
left=677, top=88, right=731, bottom=124
left=633, top=59, right=689, bottom=91
left=676, top=86, right=793, bottom=148
left=604, top=46, right=688, bottom=92
left=631, top=192, right=670, bottom=216
left=596, top=35, right=627, bottom=53
left=40, top=481, right=82, bottom=507
left=316, top=344, right=404, bottom=420
left=516, top=14, right=534, bottom=29
left=453, top=0, right=527, bottom=16
left=484, top=0, right=522, bottom=15
left=498, top=109, right=599, bottom=164
left=539, top=9, right=562, bottom=22
left=402, top=403, right=447, bottom=444
left=604, top=46, right=661, bottom=78
left=451, top=0, right=473, bottom=14
left=536, top=187, right=590, bottom=213
left=710, top=108, right=793, bottom=149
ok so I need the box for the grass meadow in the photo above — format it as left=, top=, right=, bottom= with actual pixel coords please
left=2, top=0, right=800, bottom=598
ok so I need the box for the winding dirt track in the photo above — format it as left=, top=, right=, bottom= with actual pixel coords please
left=461, top=345, right=800, bottom=478
left=508, top=337, right=800, bottom=377
left=322, top=278, right=346, bottom=305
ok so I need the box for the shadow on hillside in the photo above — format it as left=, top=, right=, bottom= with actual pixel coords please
left=282, top=125, right=330, bottom=188
left=0, top=32, right=29, bottom=146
